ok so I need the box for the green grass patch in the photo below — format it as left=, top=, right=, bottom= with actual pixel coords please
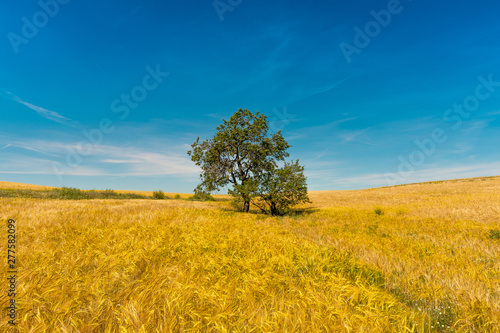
left=0, top=187, right=149, bottom=200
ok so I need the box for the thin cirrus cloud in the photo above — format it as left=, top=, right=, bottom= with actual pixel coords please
left=5, top=91, right=75, bottom=126
left=287, top=117, right=357, bottom=141
left=94, top=146, right=200, bottom=176
left=308, top=161, right=500, bottom=190
left=0, top=138, right=199, bottom=177
left=340, top=128, right=372, bottom=144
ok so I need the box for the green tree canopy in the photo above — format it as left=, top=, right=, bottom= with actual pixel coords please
left=252, top=160, right=311, bottom=216
left=188, top=108, right=309, bottom=214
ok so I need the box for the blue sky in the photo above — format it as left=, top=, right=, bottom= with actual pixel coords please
left=1, top=0, right=500, bottom=192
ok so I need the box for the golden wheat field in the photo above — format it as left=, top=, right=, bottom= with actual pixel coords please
left=1, top=177, right=500, bottom=332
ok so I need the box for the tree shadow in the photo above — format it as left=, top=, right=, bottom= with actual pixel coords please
left=220, top=206, right=320, bottom=217
left=285, top=207, right=320, bottom=216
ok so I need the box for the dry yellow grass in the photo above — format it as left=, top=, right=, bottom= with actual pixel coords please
left=114, top=190, right=193, bottom=200
left=0, top=182, right=54, bottom=190
left=0, top=177, right=499, bottom=332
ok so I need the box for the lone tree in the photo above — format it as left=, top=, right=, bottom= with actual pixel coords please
left=188, top=108, right=310, bottom=214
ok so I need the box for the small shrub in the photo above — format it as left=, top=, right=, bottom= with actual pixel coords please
left=119, top=192, right=149, bottom=199
left=488, top=229, right=500, bottom=240
left=189, top=192, right=215, bottom=201
left=374, top=207, right=384, bottom=216
left=102, top=189, right=119, bottom=198
left=86, top=190, right=100, bottom=199
left=153, top=190, right=165, bottom=200
left=174, top=194, right=181, bottom=199
left=86, top=190, right=116, bottom=199
left=52, top=187, right=88, bottom=200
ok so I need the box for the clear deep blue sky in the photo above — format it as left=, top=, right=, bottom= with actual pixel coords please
left=1, top=0, right=500, bottom=192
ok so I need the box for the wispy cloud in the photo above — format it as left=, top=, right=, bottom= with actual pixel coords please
left=461, top=119, right=492, bottom=134
left=453, top=144, right=473, bottom=154
left=340, top=128, right=371, bottom=144
left=486, top=110, right=500, bottom=116
left=294, top=75, right=356, bottom=103
left=289, top=117, right=357, bottom=140
left=5, top=92, right=75, bottom=126
left=317, top=161, right=500, bottom=189
left=0, top=138, right=199, bottom=177
left=92, top=144, right=199, bottom=176
left=0, top=140, right=59, bottom=157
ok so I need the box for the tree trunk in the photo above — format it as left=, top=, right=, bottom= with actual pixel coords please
left=243, top=200, right=250, bottom=213
left=270, top=202, right=277, bottom=216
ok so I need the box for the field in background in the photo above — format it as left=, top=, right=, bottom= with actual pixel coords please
left=114, top=190, right=193, bottom=200
left=0, top=177, right=499, bottom=332
left=0, top=181, right=54, bottom=190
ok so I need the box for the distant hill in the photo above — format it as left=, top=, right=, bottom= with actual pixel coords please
left=0, top=181, right=54, bottom=190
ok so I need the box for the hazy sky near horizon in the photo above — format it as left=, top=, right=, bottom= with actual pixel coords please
left=1, top=0, right=500, bottom=192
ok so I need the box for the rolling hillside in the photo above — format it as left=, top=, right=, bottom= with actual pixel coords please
left=0, top=177, right=499, bottom=332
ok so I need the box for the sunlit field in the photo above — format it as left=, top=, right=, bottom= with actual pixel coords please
left=0, top=182, right=54, bottom=190
left=1, top=177, right=499, bottom=332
